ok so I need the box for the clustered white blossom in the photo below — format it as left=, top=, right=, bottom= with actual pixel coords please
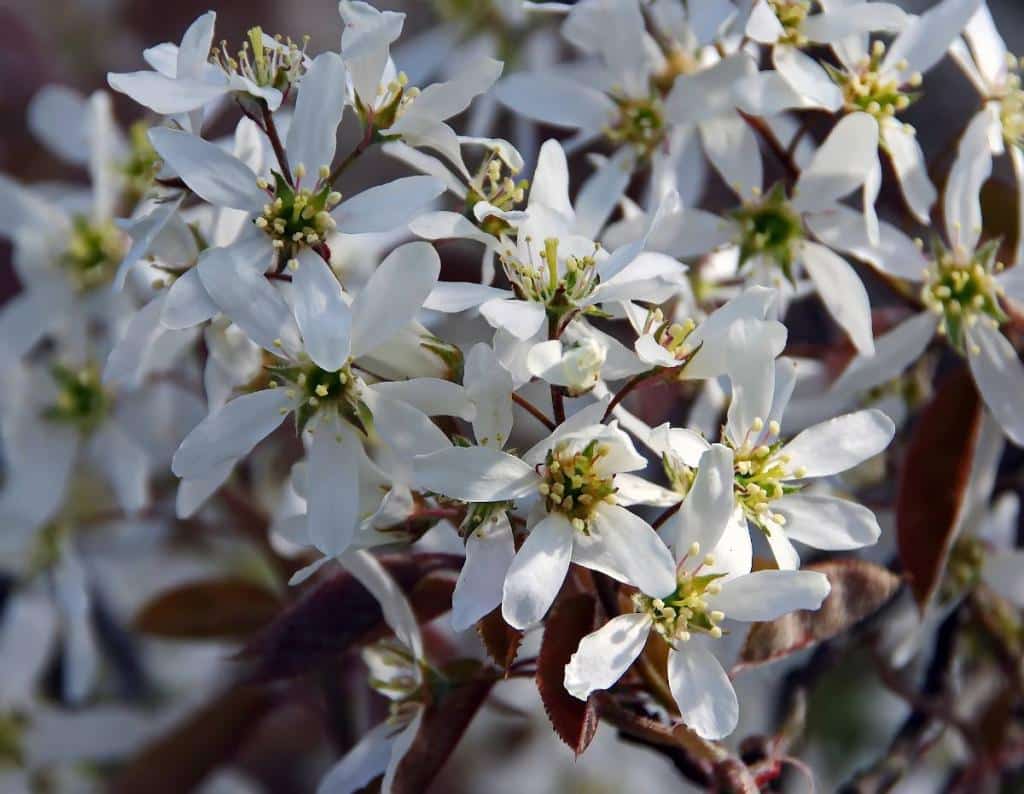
left=1, top=1, right=1022, bottom=791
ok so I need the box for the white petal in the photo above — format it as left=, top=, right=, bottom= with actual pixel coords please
left=564, top=613, right=651, bottom=700
left=575, top=146, right=635, bottom=239
left=369, top=379, right=472, bottom=419
left=197, top=236, right=300, bottom=356
left=340, top=548, right=423, bottom=657
left=292, top=249, right=352, bottom=370
left=574, top=503, right=678, bottom=597
left=501, top=513, right=575, bottom=629
left=722, top=318, right=788, bottom=437
left=339, top=1, right=405, bottom=109
left=529, top=139, right=574, bottom=220
left=307, top=419, right=360, bottom=556
left=746, top=0, right=784, bottom=43
left=28, top=85, right=89, bottom=165
left=944, top=109, right=993, bottom=253
left=774, top=493, right=881, bottom=550
left=480, top=298, right=547, bottom=340
left=363, top=390, right=450, bottom=458
left=800, top=241, right=875, bottom=355
left=172, top=388, right=292, bottom=478
left=334, top=176, right=445, bottom=235
left=0, top=593, right=57, bottom=708
left=351, top=241, right=439, bottom=357
left=765, top=518, right=802, bottom=570
left=781, top=408, right=895, bottom=478
left=983, top=550, right=1024, bottom=607
left=412, top=447, right=537, bottom=502
left=423, top=282, right=512, bottom=312
left=646, top=423, right=711, bottom=467
left=390, top=57, right=502, bottom=127
left=802, top=3, right=906, bottom=42
left=381, top=709, right=422, bottom=794
left=805, top=204, right=928, bottom=281
left=409, top=211, right=494, bottom=245
left=464, top=343, right=514, bottom=447
left=494, top=73, right=615, bottom=132
left=107, top=72, right=227, bottom=114
left=148, top=127, right=264, bottom=212
left=668, top=641, right=738, bottom=740
left=614, top=474, right=681, bottom=508
left=831, top=311, right=937, bottom=395
left=773, top=46, right=843, bottom=112
left=883, top=0, right=983, bottom=78
left=883, top=120, right=936, bottom=224
left=700, top=113, right=762, bottom=201
left=710, top=569, right=831, bottom=621
left=966, top=321, right=1024, bottom=446
left=451, top=512, right=516, bottom=631
left=317, top=720, right=396, bottom=794
left=161, top=266, right=218, bottom=329
left=663, top=444, right=736, bottom=563
left=114, top=195, right=184, bottom=289
left=287, top=52, right=348, bottom=177
left=665, top=54, right=757, bottom=125
left=90, top=422, right=149, bottom=514
left=793, top=112, right=878, bottom=211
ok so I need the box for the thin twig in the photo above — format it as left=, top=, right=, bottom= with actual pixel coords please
left=260, top=101, right=293, bottom=186
left=512, top=393, right=556, bottom=431
left=603, top=370, right=659, bottom=422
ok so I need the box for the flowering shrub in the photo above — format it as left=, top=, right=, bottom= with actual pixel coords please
left=1, top=0, right=1023, bottom=791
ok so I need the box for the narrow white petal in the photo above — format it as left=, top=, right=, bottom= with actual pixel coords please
left=423, top=282, right=512, bottom=312
left=307, top=419, right=360, bottom=556
left=883, top=120, right=936, bottom=224
left=773, top=46, right=843, bottom=112
left=292, top=249, right=352, bottom=370
left=494, top=73, right=615, bottom=132
left=340, top=548, right=423, bottom=658
left=161, top=266, right=218, bottom=330
left=334, top=176, right=445, bottom=235
left=831, top=311, right=937, bottom=395
left=668, top=641, right=739, bottom=740
left=108, top=72, right=227, bottom=114
left=800, top=241, right=875, bottom=355
left=502, top=514, right=575, bottom=629
left=774, top=493, right=881, bottom=550
left=317, top=720, right=396, bottom=794
left=529, top=139, right=574, bottom=220
left=451, top=513, right=516, bottom=631
left=983, top=550, right=1024, bottom=607
left=412, top=447, right=537, bottom=502
left=793, top=112, right=878, bottom=211
left=564, top=613, right=651, bottom=700
left=966, top=321, right=1024, bottom=446
left=781, top=408, right=895, bottom=478
left=286, top=52, right=348, bottom=177
left=700, top=113, right=763, bottom=201
left=480, top=298, right=547, bottom=340
left=369, top=379, right=472, bottom=419
left=663, top=444, right=735, bottom=562
left=944, top=109, right=993, bottom=253
left=709, top=570, right=831, bottom=621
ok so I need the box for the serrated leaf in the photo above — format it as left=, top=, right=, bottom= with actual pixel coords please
left=897, top=368, right=982, bottom=610
left=242, top=553, right=461, bottom=681
left=134, top=579, right=281, bottom=640
left=736, top=559, right=901, bottom=670
left=477, top=607, right=523, bottom=671
left=537, top=592, right=599, bottom=756
left=391, top=677, right=494, bottom=793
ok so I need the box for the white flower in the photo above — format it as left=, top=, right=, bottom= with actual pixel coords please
left=831, top=111, right=1024, bottom=446
left=317, top=550, right=426, bottom=794
left=563, top=444, right=830, bottom=739
left=108, top=13, right=303, bottom=130
left=413, top=419, right=678, bottom=628
left=171, top=242, right=447, bottom=554
left=650, top=357, right=895, bottom=569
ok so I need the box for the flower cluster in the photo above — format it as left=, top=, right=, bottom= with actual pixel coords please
left=1, top=1, right=1023, bottom=791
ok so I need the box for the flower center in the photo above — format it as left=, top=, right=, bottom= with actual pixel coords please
left=210, top=27, right=308, bottom=92
left=731, top=184, right=804, bottom=279
left=768, top=0, right=811, bottom=47
left=120, top=121, right=160, bottom=203
left=43, top=363, right=111, bottom=435
left=0, top=711, right=26, bottom=767
left=635, top=546, right=726, bottom=645
left=61, top=216, right=125, bottom=291
left=501, top=237, right=601, bottom=312
left=605, top=95, right=666, bottom=158
left=652, top=316, right=699, bottom=365
left=829, top=41, right=920, bottom=121
left=922, top=241, right=1008, bottom=353
left=998, top=55, right=1024, bottom=147
left=465, top=151, right=528, bottom=237
left=254, top=171, right=340, bottom=253
left=537, top=439, right=617, bottom=530
left=727, top=418, right=802, bottom=532
left=268, top=359, right=365, bottom=433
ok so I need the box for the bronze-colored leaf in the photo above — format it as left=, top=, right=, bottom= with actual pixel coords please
left=392, top=677, right=495, bottom=793
left=897, top=368, right=983, bottom=610
left=536, top=592, right=599, bottom=756
left=737, top=559, right=901, bottom=670
left=134, top=579, right=281, bottom=640
left=111, top=684, right=276, bottom=794
left=242, top=553, right=461, bottom=681
left=477, top=607, right=523, bottom=671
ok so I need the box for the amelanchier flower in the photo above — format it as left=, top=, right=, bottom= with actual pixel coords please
left=830, top=111, right=1024, bottom=446
left=171, top=241, right=447, bottom=557
left=650, top=358, right=895, bottom=569
left=563, top=445, right=831, bottom=739
left=108, top=12, right=303, bottom=131
left=689, top=111, right=882, bottom=355
left=413, top=418, right=678, bottom=629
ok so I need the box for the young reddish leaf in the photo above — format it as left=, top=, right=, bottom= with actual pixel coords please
left=111, top=684, right=276, bottom=793
left=736, top=559, right=901, bottom=671
left=537, top=592, right=599, bottom=755
left=392, top=676, right=495, bottom=793
left=242, top=553, right=461, bottom=681
left=134, top=579, right=281, bottom=640
left=477, top=607, right=523, bottom=671
left=897, top=368, right=983, bottom=610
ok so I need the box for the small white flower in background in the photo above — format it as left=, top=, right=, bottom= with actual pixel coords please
left=650, top=358, right=895, bottom=569
left=563, top=445, right=831, bottom=739
left=413, top=418, right=679, bottom=629
left=831, top=110, right=1024, bottom=446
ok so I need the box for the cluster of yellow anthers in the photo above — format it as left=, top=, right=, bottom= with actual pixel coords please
left=209, top=27, right=309, bottom=91
left=633, top=542, right=726, bottom=645
left=255, top=169, right=342, bottom=251
left=997, top=53, right=1024, bottom=147
left=538, top=440, right=618, bottom=531
left=502, top=237, right=601, bottom=309
left=468, top=155, right=528, bottom=233
left=605, top=95, right=666, bottom=158
left=44, top=363, right=111, bottom=435
left=833, top=41, right=922, bottom=123
left=768, top=0, right=812, bottom=47
left=656, top=315, right=699, bottom=362
left=61, top=217, right=125, bottom=292
left=921, top=241, right=1008, bottom=354
left=730, top=418, right=806, bottom=531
